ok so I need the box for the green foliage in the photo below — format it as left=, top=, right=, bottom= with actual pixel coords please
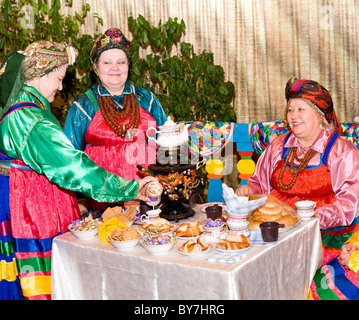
left=0, top=3, right=236, bottom=124
left=0, top=0, right=102, bottom=123
left=128, top=15, right=236, bottom=122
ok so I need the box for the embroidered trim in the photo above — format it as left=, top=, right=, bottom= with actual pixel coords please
left=74, top=101, right=92, bottom=121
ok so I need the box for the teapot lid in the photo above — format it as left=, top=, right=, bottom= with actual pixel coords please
left=159, top=116, right=180, bottom=131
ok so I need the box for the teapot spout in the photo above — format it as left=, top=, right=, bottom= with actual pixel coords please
left=179, top=123, right=190, bottom=144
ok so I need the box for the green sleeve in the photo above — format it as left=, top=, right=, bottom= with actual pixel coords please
left=1, top=108, right=139, bottom=202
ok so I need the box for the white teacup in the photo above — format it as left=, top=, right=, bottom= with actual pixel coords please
left=140, top=209, right=161, bottom=223
left=295, top=200, right=316, bottom=220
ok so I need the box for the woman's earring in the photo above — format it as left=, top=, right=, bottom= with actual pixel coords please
left=319, top=116, right=324, bottom=129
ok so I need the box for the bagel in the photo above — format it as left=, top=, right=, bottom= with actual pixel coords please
left=265, top=199, right=280, bottom=208
left=247, top=194, right=299, bottom=230
left=252, top=210, right=281, bottom=222
left=258, top=203, right=282, bottom=215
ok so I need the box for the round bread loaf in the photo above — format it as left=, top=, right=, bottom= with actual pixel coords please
left=258, top=203, right=282, bottom=215
left=277, top=214, right=298, bottom=227
left=252, top=210, right=282, bottom=222
left=247, top=195, right=299, bottom=230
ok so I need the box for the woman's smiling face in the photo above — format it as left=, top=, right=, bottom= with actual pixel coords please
left=287, top=99, right=322, bottom=146
left=94, top=48, right=129, bottom=95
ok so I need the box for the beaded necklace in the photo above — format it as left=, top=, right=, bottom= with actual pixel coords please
left=278, top=147, right=317, bottom=191
left=98, top=93, right=140, bottom=139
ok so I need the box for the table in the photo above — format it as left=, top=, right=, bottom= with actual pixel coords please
left=51, top=211, right=323, bottom=300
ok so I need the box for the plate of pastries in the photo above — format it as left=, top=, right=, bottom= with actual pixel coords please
left=215, top=234, right=252, bottom=253
left=177, top=237, right=213, bottom=256
left=139, top=218, right=175, bottom=234
left=175, top=221, right=204, bottom=240
left=247, top=195, right=300, bottom=232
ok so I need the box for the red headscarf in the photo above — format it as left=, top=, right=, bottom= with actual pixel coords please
left=285, top=76, right=342, bottom=135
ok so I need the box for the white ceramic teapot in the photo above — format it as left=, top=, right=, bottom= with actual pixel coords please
left=146, top=116, right=190, bottom=148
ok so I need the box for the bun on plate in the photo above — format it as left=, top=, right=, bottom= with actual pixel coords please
left=247, top=195, right=299, bottom=230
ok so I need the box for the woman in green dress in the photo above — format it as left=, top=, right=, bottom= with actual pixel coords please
left=0, top=41, right=156, bottom=300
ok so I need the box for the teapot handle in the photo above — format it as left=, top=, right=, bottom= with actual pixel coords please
left=146, top=127, right=159, bottom=142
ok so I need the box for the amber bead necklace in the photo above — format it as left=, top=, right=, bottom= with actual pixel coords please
left=98, top=93, right=140, bottom=139
left=278, top=147, right=317, bottom=191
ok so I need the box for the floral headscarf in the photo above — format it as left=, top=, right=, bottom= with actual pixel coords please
left=285, top=76, right=343, bottom=135
left=19, top=41, right=78, bottom=81
left=90, top=28, right=133, bottom=64
left=0, top=41, right=78, bottom=116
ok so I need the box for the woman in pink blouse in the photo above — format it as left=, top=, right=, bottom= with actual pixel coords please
left=235, top=77, right=359, bottom=230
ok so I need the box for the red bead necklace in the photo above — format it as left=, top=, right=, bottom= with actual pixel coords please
left=98, top=93, right=140, bottom=139
left=278, top=147, right=317, bottom=191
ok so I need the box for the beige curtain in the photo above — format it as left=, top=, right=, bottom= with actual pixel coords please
left=61, top=0, right=359, bottom=123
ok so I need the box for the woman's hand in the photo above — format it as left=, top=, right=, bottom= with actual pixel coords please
left=340, top=243, right=357, bottom=268
left=136, top=176, right=159, bottom=202
left=235, top=185, right=254, bottom=197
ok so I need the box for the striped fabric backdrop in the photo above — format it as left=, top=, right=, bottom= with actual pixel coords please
left=60, top=0, right=359, bottom=123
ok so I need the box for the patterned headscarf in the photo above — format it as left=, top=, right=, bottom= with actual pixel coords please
left=285, top=76, right=343, bottom=135
left=90, top=28, right=133, bottom=64
left=0, top=41, right=78, bottom=116
left=19, top=41, right=78, bottom=81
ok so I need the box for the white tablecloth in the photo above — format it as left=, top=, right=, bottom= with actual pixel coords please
left=51, top=211, right=323, bottom=300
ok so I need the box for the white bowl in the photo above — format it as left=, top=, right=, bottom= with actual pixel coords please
left=141, top=241, right=176, bottom=255
left=68, top=225, right=99, bottom=240
left=107, top=235, right=139, bottom=250
left=125, top=219, right=135, bottom=227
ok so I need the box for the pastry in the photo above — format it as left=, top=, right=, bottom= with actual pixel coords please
left=252, top=210, right=282, bottom=222
left=277, top=214, right=298, bottom=228
left=247, top=195, right=299, bottom=230
left=197, top=237, right=210, bottom=250
left=176, top=223, right=188, bottom=237
left=186, top=222, right=200, bottom=237
left=179, top=238, right=210, bottom=253
left=139, top=218, right=174, bottom=233
left=258, top=201, right=282, bottom=215
left=216, top=233, right=250, bottom=251
left=175, top=221, right=203, bottom=237
left=216, top=238, right=250, bottom=250
left=226, top=233, right=248, bottom=243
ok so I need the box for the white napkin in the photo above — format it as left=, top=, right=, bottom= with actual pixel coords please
left=222, top=183, right=267, bottom=216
